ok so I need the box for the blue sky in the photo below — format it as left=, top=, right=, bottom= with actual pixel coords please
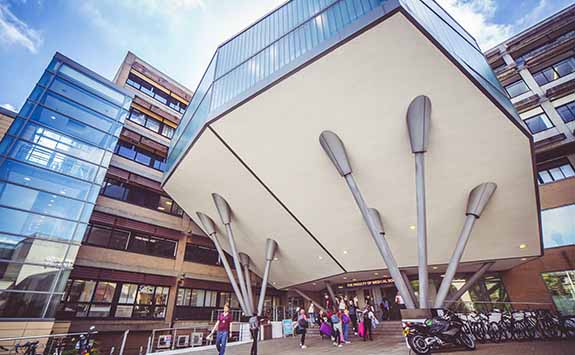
left=0, top=0, right=573, bottom=112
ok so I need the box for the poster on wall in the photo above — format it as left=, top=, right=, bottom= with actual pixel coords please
left=282, top=319, right=294, bottom=336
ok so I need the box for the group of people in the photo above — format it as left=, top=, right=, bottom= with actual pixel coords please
left=294, top=294, right=382, bottom=349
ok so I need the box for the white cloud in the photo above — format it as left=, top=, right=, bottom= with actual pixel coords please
left=0, top=103, right=17, bottom=112
left=436, top=0, right=512, bottom=50
left=0, top=1, right=42, bottom=53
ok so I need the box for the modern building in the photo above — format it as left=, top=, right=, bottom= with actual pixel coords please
left=485, top=3, right=575, bottom=315
left=0, top=108, right=16, bottom=141
left=163, top=0, right=539, bottom=322
left=0, top=53, right=133, bottom=339
left=0, top=0, right=573, bottom=351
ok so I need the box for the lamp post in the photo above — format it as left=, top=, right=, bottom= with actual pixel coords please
left=434, top=182, right=497, bottom=308
left=319, top=130, right=415, bottom=309
left=406, top=95, right=432, bottom=308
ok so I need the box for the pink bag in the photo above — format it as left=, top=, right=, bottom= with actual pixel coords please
left=358, top=321, right=364, bottom=337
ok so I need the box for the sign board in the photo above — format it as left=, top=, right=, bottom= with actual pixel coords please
left=282, top=319, right=294, bottom=336
left=339, top=277, right=394, bottom=289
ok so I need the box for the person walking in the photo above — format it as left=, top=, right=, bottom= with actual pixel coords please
left=363, top=305, right=374, bottom=341
left=297, top=308, right=308, bottom=349
left=342, top=309, right=351, bottom=343
left=208, top=304, right=232, bottom=355
left=348, top=300, right=358, bottom=335
left=330, top=311, right=343, bottom=347
left=307, top=302, right=315, bottom=325
left=338, top=297, right=346, bottom=312
left=248, top=312, right=260, bottom=355
left=380, top=297, right=390, bottom=321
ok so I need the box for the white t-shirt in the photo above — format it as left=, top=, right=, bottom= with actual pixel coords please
left=395, top=295, right=405, bottom=305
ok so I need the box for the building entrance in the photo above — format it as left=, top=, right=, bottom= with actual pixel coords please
left=333, top=277, right=401, bottom=321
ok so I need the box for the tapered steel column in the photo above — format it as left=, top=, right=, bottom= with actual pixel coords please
left=400, top=271, right=418, bottom=308
left=293, top=288, right=326, bottom=312
left=445, top=262, right=494, bottom=306
left=319, top=130, right=415, bottom=309
left=196, top=212, right=249, bottom=315
left=257, top=239, right=278, bottom=315
left=325, top=281, right=337, bottom=305
left=212, top=193, right=252, bottom=314
left=434, top=183, right=497, bottom=308
left=407, top=95, right=432, bottom=308
left=239, top=252, right=255, bottom=312
left=368, top=208, right=417, bottom=308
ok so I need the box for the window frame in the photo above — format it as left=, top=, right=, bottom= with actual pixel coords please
left=533, top=57, right=575, bottom=86
left=126, top=73, right=188, bottom=114
left=523, top=111, right=554, bottom=134
left=505, top=79, right=530, bottom=98
left=537, top=161, right=575, bottom=184
left=127, top=108, right=176, bottom=139
left=83, top=223, right=178, bottom=258
left=556, top=100, right=575, bottom=124
left=114, top=140, right=167, bottom=172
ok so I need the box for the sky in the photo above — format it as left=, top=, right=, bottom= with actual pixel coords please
left=0, top=0, right=573, bottom=112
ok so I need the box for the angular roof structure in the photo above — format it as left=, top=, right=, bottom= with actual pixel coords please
left=163, top=0, right=541, bottom=290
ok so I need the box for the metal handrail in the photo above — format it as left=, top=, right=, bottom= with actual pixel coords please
left=0, top=331, right=97, bottom=342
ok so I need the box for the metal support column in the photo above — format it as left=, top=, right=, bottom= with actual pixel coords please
left=239, top=252, right=255, bottom=313
left=445, top=262, right=494, bottom=306
left=434, top=183, right=497, bottom=308
left=257, top=239, right=278, bottom=315
left=196, top=212, right=249, bottom=315
left=407, top=95, right=431, bottom=308
left=293, top=288, right=326, bottom=312
left=400, top=271, right=418, bottom=308
left=319, top=130, right=415, bottom=309
left=325, top=281, right=337, bottom=305
left=212, top=193, right=252, bottom=314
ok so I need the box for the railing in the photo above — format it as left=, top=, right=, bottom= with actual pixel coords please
left=210, top=309, right=244, bottom=322
left=147, top=324, right=249, bottom=353
left=0, top=329, right=97, bottom=355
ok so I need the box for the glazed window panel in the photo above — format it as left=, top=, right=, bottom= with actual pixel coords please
left=92, top=281, right=116, bottom=303
left=556, top=101, right=575, bottom=123
left=538, top=162, right=575, bottom=184
left=136, top=285, right=155, bottom=305
left=505, top=80, right=530, bottom=98
left=177, top=288, right=191, bottom=306
left=524, top=112, right=554, bottom=134
left=119, top=283, right=138, bottom=303
left=541, top=204, right=575, bottom=248
left=66, top=280, right=96, bottom=303
left=542, top=270, right=575, bottom=315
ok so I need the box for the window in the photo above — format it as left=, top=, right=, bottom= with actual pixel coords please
left=127, top=109, right=176, bottom=139
left=505, top=80, right=530, bottom=98
left=541, top=204, right=575, bottom=249
left=556, top=100, right=575, bottom=123
left=177, top=288, right=192, bottom=306
left=62, top=280, right=169, bottom=319
left=533, top=57, right=575, bottom=86
left=63, top=280, right=117, bottom=318
left=184, top=244, right=234, bottom=267
left=177, top=288, right=240, bottom=309
left=542, top=270, right=575, bottom=315
left=114, top=140, right=167, bottom=171
left=538, top=162, right=575, bottom=184
left=83, top=223, right=178, bottom=258
left=126, top=73, right=188, bottom=114
left=100, top=178, right=183, bottom=216
left=524, top=112, right=554, bottom=134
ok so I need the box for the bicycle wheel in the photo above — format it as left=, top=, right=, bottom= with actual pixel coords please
left=489, top=322, right=502, bottom=343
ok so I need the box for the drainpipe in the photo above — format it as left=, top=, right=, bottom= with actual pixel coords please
left=212, top=193, right=252, bottom=314
left=434, top=183, right=497, bottom=308
left=257, top=239, right=278, bottom=315
left=406, top=95, right=431, bottom=308
left=319, top=130, right=415, bottom=309
left=196, top=212, right=249, bottom=315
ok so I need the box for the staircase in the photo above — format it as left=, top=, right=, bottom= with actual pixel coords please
left=304, top=321, right=404, bottom=343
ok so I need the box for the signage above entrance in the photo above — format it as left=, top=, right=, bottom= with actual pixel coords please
left=339, top=278, right=395, bottom=289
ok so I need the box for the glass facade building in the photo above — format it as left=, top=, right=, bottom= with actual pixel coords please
left=0, top=53, right=132, bottom=319
left=166, top=0, right=514, bottom=178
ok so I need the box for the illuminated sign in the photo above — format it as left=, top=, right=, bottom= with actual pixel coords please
left=339, top=278, right=395, bottom=289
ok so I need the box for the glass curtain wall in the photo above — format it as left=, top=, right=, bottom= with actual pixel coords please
left=0, top=54, right=132, bottom=319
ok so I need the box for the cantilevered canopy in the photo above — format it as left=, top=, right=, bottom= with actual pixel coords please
left=164, top=12, right=540, bottom=289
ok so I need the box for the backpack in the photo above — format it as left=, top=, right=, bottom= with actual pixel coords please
left=330, top=314, right=340, bottom=324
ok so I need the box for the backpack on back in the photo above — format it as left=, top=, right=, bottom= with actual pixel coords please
left=330, top=314, right=340, bottom=324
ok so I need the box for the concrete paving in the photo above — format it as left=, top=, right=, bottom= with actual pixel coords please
left=182, top=335, right=575, bottom=355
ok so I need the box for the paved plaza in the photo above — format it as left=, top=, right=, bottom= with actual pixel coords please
left=186, top=336, right=575, bottom=355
